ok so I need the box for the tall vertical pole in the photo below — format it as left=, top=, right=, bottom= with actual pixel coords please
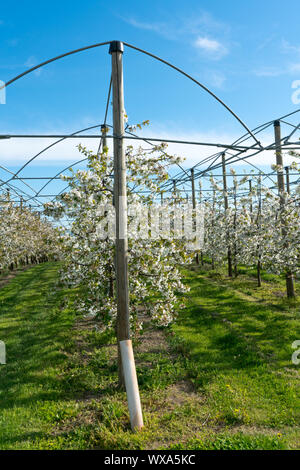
left=233, top=179, right=238, bottom=278
left=191, top=169, right=196, bottom=210
left=101, top=123, right=113, bottom=297
left=274, top=120, right=295, bottom=297
left=222, top=153, right=233, bottom=277
left=249, top=180, right=253, bottom=216
left=274, top=121, right=285, bottom=199
left=191, top=169, right=199, bottom=265
left=172, top=179, right=176, bottom=195
left=101, top=124, right=108, bottom=152
left=110, top=40, right=130, bottom=375
left=211, top=187, right=216, bottom=270
left=110, top=41, right=143, bottom=431
left=285, top=166, right=290, bottom=195
left=257, top=174, right=262, bottom=287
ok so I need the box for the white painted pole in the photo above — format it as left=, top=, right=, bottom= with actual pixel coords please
left=120, top=339, right=144, bottom=432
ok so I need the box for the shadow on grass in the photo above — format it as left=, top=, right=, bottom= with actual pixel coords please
left=174, top=269, right=300, bottom=387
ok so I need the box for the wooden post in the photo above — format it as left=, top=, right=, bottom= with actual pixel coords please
left=210, top=188, right=216, bottom=270
left=222, top=153, right=233, bottom=277
left=285, top=166, right=290, bottom=195
left=257, top=175, right=262, bottom=288
left=110, top=41, right=143, bottom=431
left=172, top=179, right=176, bottom=196
left=110, top=41, right=131, bottom=385
left=249, top=180, right=253, bottom=215
left=199, top=180, right=204, bottom=266
left=274, top=121, right=295, bottom=298
left=101, top=123, right=114, bottom=297
left=101, top=124, right=108, bottom=152
left=274, top=121, right=285, bottom=199
left=191, top=169, right=199, bottom=265
left=233, top=179, right=238, bottom=278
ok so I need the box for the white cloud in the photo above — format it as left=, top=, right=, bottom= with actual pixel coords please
left=122, top=10, right=232, bottom=55
left=256, top=34, right=277, bottom=51
left=24, top=56, right=42, bottom=76
left=289, top=63, right=300, bottom=73
left=194, top=36, right=228, bottom=59
left=281, top=39, right=300, bottom=55
left=254, top=62, right=300, bottom=77
left=196, top=70, right=226, bottom=88
left=253, top=66, right=284, bottom=77
left=0, top=137, right=99, bottom=166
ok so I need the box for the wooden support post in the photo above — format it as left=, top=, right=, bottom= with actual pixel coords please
left=233, top=180, right=238, bottom=278
left=101, top=123, right=113, bottom=297
left=249, top=180, right=253, bottom=215
left=101, top=124, right=108, bottom=152
left=274, top=121, right=285, bottom=199
left=211, top=188, right=215, bottom=270
left=257, top=175, right=262, bottom=287
left=110, top=41, right=143, bottom=431
left=285, top=166, right=290, bottom=195
left=191, top=169, right=199, bottom=265
left=274, top=121, right=295, bottom=298
left=110, top=41, right=131, bottom=385
left=222, top=153, right=233, bottom=277
left=172, top=179, right=176, bottom=195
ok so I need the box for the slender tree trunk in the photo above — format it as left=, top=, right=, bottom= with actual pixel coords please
left=286, top=271, right=295, bottom=298
left=257, top=258, right=262, bottom=288
left=274, top=121, right=295, bottom=298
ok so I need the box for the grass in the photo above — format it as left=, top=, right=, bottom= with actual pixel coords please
left=0, top=262, right=299, bottom=450
left=170, top=266, right=299, bottom=447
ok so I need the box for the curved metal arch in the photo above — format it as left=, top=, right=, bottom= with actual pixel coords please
left=163, top=109, right=300, bottom=186
left=36, top=156, right=90, bottom=197
left=0, top=162, right=40, bottom=195
left=162, top=109, right=300, bottom=189
left=0, top=177, right=43, bottom=206
left=3, top=41, right=112, bottom=88
left=123, top=42, right=262, bottom=148
left=1, top=124, right=103, bottom=190
left=3, top=40, right=261, bottom=148
left=39, top=122, right=193, bottom=199
left=159, top=121, right=275, bottom=188
left=35, top=74, right=113, bottom=197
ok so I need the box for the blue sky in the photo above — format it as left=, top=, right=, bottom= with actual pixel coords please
left=0, top=0, right=300, bottom=204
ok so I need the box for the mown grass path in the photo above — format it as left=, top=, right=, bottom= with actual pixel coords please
left=0, top=262, right=76, bottom=449
left=170, top=267, right=300, bottom=449
left=0, top=263, right=299, bottom=450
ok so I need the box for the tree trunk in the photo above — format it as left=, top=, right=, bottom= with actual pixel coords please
left=228, top=248, right=233, bottom=277
left=257, top=258, right=262, bottom=288
left=286, top=272, right=295, bottom=298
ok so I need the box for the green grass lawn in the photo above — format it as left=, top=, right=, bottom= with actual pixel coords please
left=0, top=262, right=299, bottom=450
left=170, top=266, right=300, bottom=449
